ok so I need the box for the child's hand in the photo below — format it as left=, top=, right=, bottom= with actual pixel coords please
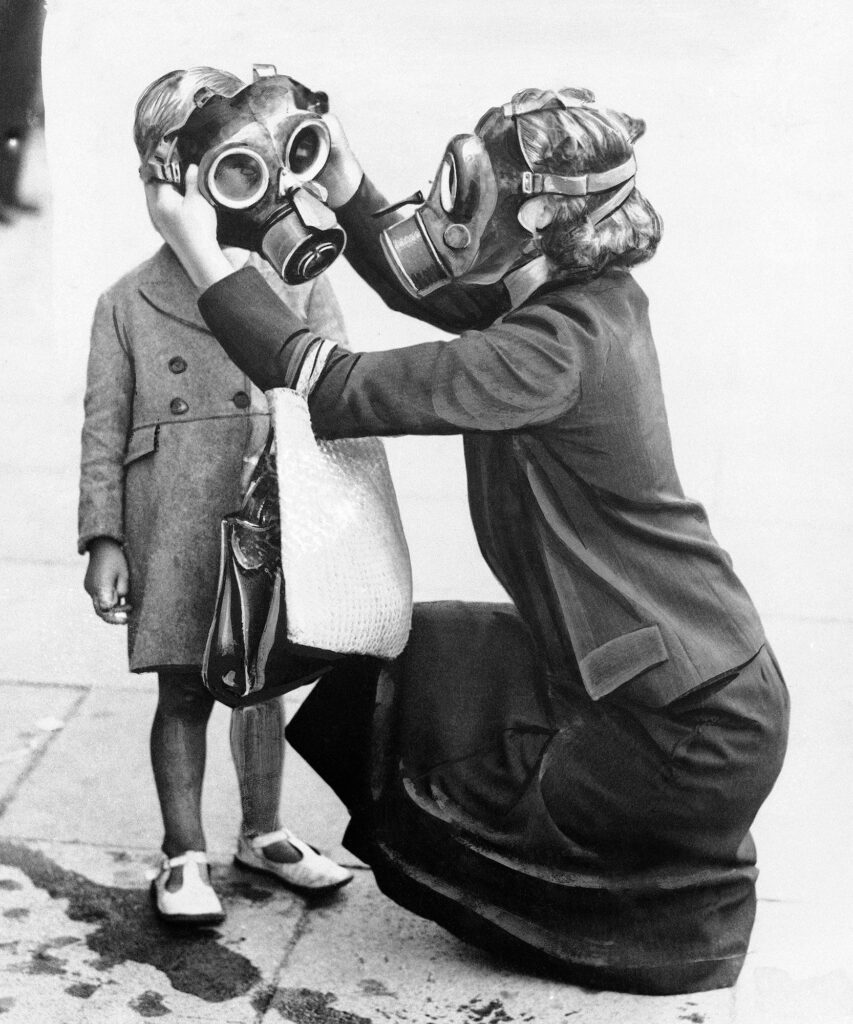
left=84, top=538, right=132, bottom=625
left=144, top=167, right=232, bottom=290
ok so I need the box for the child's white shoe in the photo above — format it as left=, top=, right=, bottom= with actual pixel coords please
left=149, top=850, right=225, bottom=925
left=235, top=828, right=353, bottom=892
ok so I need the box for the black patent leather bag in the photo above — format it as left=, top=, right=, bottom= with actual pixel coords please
left=202, top=435, right=339, bottom=708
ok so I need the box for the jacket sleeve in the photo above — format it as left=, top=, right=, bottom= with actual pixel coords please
left=305, top=273, right=349, bottom=348
left=77, top=292, right=134, bottom=553
left=335, top=175, right=510, bottom=334
left=198, top=267, right=582, bottom=439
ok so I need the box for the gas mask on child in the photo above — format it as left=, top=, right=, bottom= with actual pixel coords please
left=379, top=91, right=637, bottom=297
left=144, top=65, right=345, bottom=285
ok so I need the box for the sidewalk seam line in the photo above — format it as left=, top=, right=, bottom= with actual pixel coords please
left=254, top=904, right=313, bottom=1022
left=0, top=679, right=155, bottom=692
left=0, top=687, right=91, bottom=822
left=0, top=679, right=90, bottom=691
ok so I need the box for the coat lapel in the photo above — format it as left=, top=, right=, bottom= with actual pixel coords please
left=136, top=245, right=303, bottom=332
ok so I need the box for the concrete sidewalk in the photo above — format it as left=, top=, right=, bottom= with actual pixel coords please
left=0, top=144, right=851, bottom=1024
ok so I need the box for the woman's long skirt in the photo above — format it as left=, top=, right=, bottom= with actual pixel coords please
left=286, top=601, right=789, bottom=995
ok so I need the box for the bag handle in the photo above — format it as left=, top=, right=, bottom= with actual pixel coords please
left=241, top=427, right=275, bottom=507
left=244, top=337, right=335, bottom=501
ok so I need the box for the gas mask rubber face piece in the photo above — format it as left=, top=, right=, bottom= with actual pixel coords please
left=165, top=69, right=346, bottom=284
left=380, top=94, right=636, bottom=297
left=379, top=116, right=520, bottom=297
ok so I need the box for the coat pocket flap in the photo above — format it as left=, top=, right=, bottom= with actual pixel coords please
left=123, top=424, right=159, bottom=467
left=579, top=624, right=668, bottom=700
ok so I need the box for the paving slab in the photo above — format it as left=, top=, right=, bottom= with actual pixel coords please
left=0, top=838, right=327, bottom=1024
left=263, top=869, right=736, bottom=1024
left=0, top=561, right=140, bottom=689
left=735, top=895, right=853, bottom=1024
left=0, top=682, right=85, bottom=808
left=0, top=686, right=356, bottom=866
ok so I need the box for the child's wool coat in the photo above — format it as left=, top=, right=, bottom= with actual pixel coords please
left=79, top=244, right=347, bottom=671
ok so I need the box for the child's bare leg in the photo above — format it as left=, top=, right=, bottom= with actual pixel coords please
left=230, top=700, right=300, bottom=863
left=150, top=672, right=214, bottom=860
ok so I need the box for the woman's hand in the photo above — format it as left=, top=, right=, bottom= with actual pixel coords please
left=317, top=113, right=364, bottom=209
left=84, top=538, right=132, bottom=625
left=144, top=167, right=233, bottom=290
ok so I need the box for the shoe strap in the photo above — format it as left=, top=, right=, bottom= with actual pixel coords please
left=246, top=828, right=294, bottom=851
left=164, top=850, right=210, bottom=869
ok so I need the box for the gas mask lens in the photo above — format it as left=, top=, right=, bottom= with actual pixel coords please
left=284, top=120, right=330, bottom=180
left=439, top=154, right=458, bottom=214
left=208, top=147, right=270, bottom=209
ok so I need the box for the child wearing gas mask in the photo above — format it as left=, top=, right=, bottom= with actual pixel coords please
left=147, top=87, right=788, bottom=993
left=78, top=66, right=353, bottom=926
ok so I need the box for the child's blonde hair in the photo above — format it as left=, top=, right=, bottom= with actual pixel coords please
left=511, top=87, right=662, bottom=280
left=133, top=67, right=245, bottom=167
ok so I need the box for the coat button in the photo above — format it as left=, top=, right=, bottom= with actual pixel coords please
left=170, top=397, right=189, bottom=415
left=168, top=356, right=187, bottom=374
left=232, top=390, right=250, bottom=409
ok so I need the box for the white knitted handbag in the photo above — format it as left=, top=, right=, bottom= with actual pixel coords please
left=267, top=340, right=413, bottom=659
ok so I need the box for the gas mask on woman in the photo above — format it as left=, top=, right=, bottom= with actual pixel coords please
left=144, top=66, right=346, bottom=285
left=379, top=91, right=637, bottom=297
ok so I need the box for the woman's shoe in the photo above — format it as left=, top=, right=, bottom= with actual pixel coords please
left=234, top=828, right=353, bottom=892
left=149, top=850, right=226, bottom=925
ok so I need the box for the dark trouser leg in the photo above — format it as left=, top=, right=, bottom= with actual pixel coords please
left=285, top=658, right=379, bottom=810
left=150, top=671, right=215, bottom=858
left=285, top=657, right=380, bottom=859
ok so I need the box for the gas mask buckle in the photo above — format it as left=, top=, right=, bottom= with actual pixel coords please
left=520, top=158, right=636, bottom=200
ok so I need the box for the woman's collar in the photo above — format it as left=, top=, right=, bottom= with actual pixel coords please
left=503, top=255, right=554, bottom=310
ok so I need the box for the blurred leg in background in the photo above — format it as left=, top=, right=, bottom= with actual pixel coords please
left=0, top=0, right=46, bottom=222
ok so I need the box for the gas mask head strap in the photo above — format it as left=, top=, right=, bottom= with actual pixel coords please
left=505, top=89, right=637, bottom=225
left=519, top=158, right=637, bottom=227
left=519, top=156, right=636, bottom=199
left=253, top=62, right=329, bottom=114
left=140, top=86, right=219, bottom=184
left=501, top=87, right=599, bottom=118
left=141, top=135, right=182, bottom=184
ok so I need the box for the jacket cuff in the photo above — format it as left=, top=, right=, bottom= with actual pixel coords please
left=78, top=530, right=124, bottom=556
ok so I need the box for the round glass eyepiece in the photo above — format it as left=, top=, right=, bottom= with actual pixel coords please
left=207, top=147, right=269, bottom=209
left=285, top=121, right=330, bottom=180
left=439, top=154, right=458, bottom=214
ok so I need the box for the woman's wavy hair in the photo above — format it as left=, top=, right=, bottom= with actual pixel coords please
left=512, top=87, right=662, bottom=280
left=133, top=66, right=245, bottom=165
